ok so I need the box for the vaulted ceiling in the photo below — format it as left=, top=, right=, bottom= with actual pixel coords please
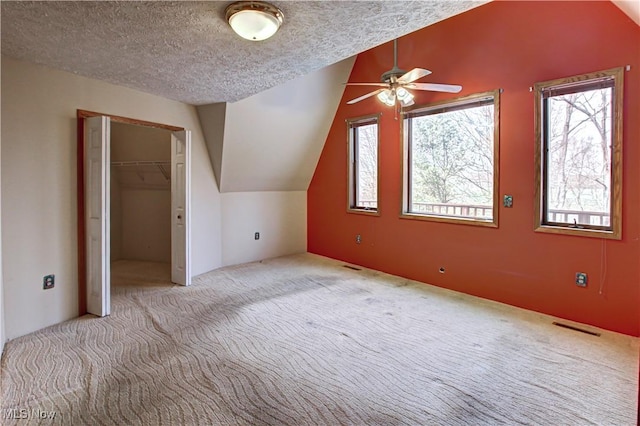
left=1, top=1, right=488, bottom=105
left=3, top=1, right=637, bottom=194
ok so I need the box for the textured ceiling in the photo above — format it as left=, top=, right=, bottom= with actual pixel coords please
left=1, top=1, right=487, bottom=105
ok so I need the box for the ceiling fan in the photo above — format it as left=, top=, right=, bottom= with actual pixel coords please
left=346, top=39, right=462, bottom=107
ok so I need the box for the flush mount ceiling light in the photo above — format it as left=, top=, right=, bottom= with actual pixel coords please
left=225, top=1, right=284, bottom=41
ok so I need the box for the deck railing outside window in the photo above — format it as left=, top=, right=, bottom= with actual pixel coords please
left=361, top=200, right=609, bottom=225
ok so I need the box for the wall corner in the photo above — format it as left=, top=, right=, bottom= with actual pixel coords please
left=196, top=102, right=227, bottom=192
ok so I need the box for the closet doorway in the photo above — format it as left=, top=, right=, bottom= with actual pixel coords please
left=111, top=122, right=172, bottom=298
left=77, top=110, right=191, bottom=317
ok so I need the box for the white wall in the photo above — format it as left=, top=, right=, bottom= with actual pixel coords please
left=0, top=63, right=4, bottom=353
left=196, top=103, right=226, bottom=191
left=1, top=57, right=222, bottom=340
left=110, top=170, right=123, bottom=261
left=121, top=189, right=171, bottom=262
left=195, top=59, right=353, bottom=271
left=221, top=191, right=307, bottom=266
left=111, top=122, right=171, bottom=162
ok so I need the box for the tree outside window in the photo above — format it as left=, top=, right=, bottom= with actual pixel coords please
left=534, top=68, right=623, bottom=239
left=402, top=91, right=500, bottom=227
left=347, top=115, right=379, bottom=214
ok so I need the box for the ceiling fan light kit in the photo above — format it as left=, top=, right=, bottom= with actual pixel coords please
left=377, top=88, right=415, bottom=107
left=226, top=1, right=284, bottom=41
left=396, top=87, right=415, bottom=106
left=346, top=39, right=462, bottom=107
left=377, top=90, right=396, bottom=106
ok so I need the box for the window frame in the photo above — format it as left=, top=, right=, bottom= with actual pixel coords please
left=533, top=67, right=623, bottom=240
left=347, top=113, right=381, bottom=215
left=400, top=90, right=501, bottom=228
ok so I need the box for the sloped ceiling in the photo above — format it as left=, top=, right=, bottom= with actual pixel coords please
left=1, top=1, right=487, bottom=104
left=198, top=57, right=355, bottom=192
left=612, top=0, right=640, bottom=25
left=194, top=0, right=640, bottom=194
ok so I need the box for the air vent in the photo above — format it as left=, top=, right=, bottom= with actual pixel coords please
left=552, top=322, right=601, bottom=336
left=343, top=265, right=362, bottom=271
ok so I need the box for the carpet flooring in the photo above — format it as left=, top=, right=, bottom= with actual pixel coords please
left=1, top=254, right=638, bottom=425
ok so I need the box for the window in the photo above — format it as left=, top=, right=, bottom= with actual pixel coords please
left=347, top=115, right=379, bottom=214
left=402, top=91, right=500, bottom=227
left=534, top=68, right=623, bottom=239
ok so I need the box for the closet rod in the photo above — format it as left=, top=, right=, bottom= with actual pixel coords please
left=111, top=160, right=170, bottom=166
left=111, top=161, right=170, bottom=181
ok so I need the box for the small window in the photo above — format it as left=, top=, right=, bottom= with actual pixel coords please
left=402, top=91, right=500, bottom=227
left=347, top=114, right=379, bottom=214
left=534, top=68, right=623, bottom=239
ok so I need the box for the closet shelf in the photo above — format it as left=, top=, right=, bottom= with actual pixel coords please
left=112, top=161, right=170, bottom=181
left=111, top=160, right=169, bottom=166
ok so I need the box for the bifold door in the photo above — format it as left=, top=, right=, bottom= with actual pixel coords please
left=85, top=116, right=111, bottom=317
left=171, top=130, right=191, bottom=286
left=84, top=119, right=192, bottom=317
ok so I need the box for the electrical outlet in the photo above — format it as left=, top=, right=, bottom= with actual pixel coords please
left=43, top=274, right=55, bottom=290
left=355, top=234, right=361, bottom=244
left=575, top=272, right=588, bottom=287
left=254, top=232, right=260, bottom=240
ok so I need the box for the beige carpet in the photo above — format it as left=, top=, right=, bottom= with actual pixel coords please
left=1, top=254, right=638, bottom=425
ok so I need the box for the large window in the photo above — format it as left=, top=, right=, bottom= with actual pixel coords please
left=534, top=68, right=623, bottom=239
left=347, top=114, right=379, bottom=214
left=402, top=91, right=500, bottom=227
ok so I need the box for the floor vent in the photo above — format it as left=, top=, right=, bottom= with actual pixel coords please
left=552, top=322, right=601, bottom=337
left=343, top=265, right=362, bottom=271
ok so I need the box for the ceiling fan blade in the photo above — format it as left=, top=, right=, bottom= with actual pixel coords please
left=345, top=82, right=388, bottom=87
left=406, top=82, right=462, bottom=93
left=347, top=89, right=385, bottom=105
left=397, top=68, right=432, bottom=84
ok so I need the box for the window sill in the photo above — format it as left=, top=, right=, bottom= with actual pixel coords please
left=347, top=208, right=380, bottom=217
left=535, top=225, right=621, bottom=240
left=400, top=212, right=497, bottom=228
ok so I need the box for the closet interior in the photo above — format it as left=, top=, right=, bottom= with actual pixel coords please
left=110, top=122, right=172, bottom=285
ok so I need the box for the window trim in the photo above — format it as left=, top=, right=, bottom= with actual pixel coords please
left=400, top=90, right=501, bottom=228
left=533, top=67, right=623, bottom=240
left=347, top=113, right=381, bottom=216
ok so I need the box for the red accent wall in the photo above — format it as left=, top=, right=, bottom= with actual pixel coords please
left=308, top=1, right=640, bottom=336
